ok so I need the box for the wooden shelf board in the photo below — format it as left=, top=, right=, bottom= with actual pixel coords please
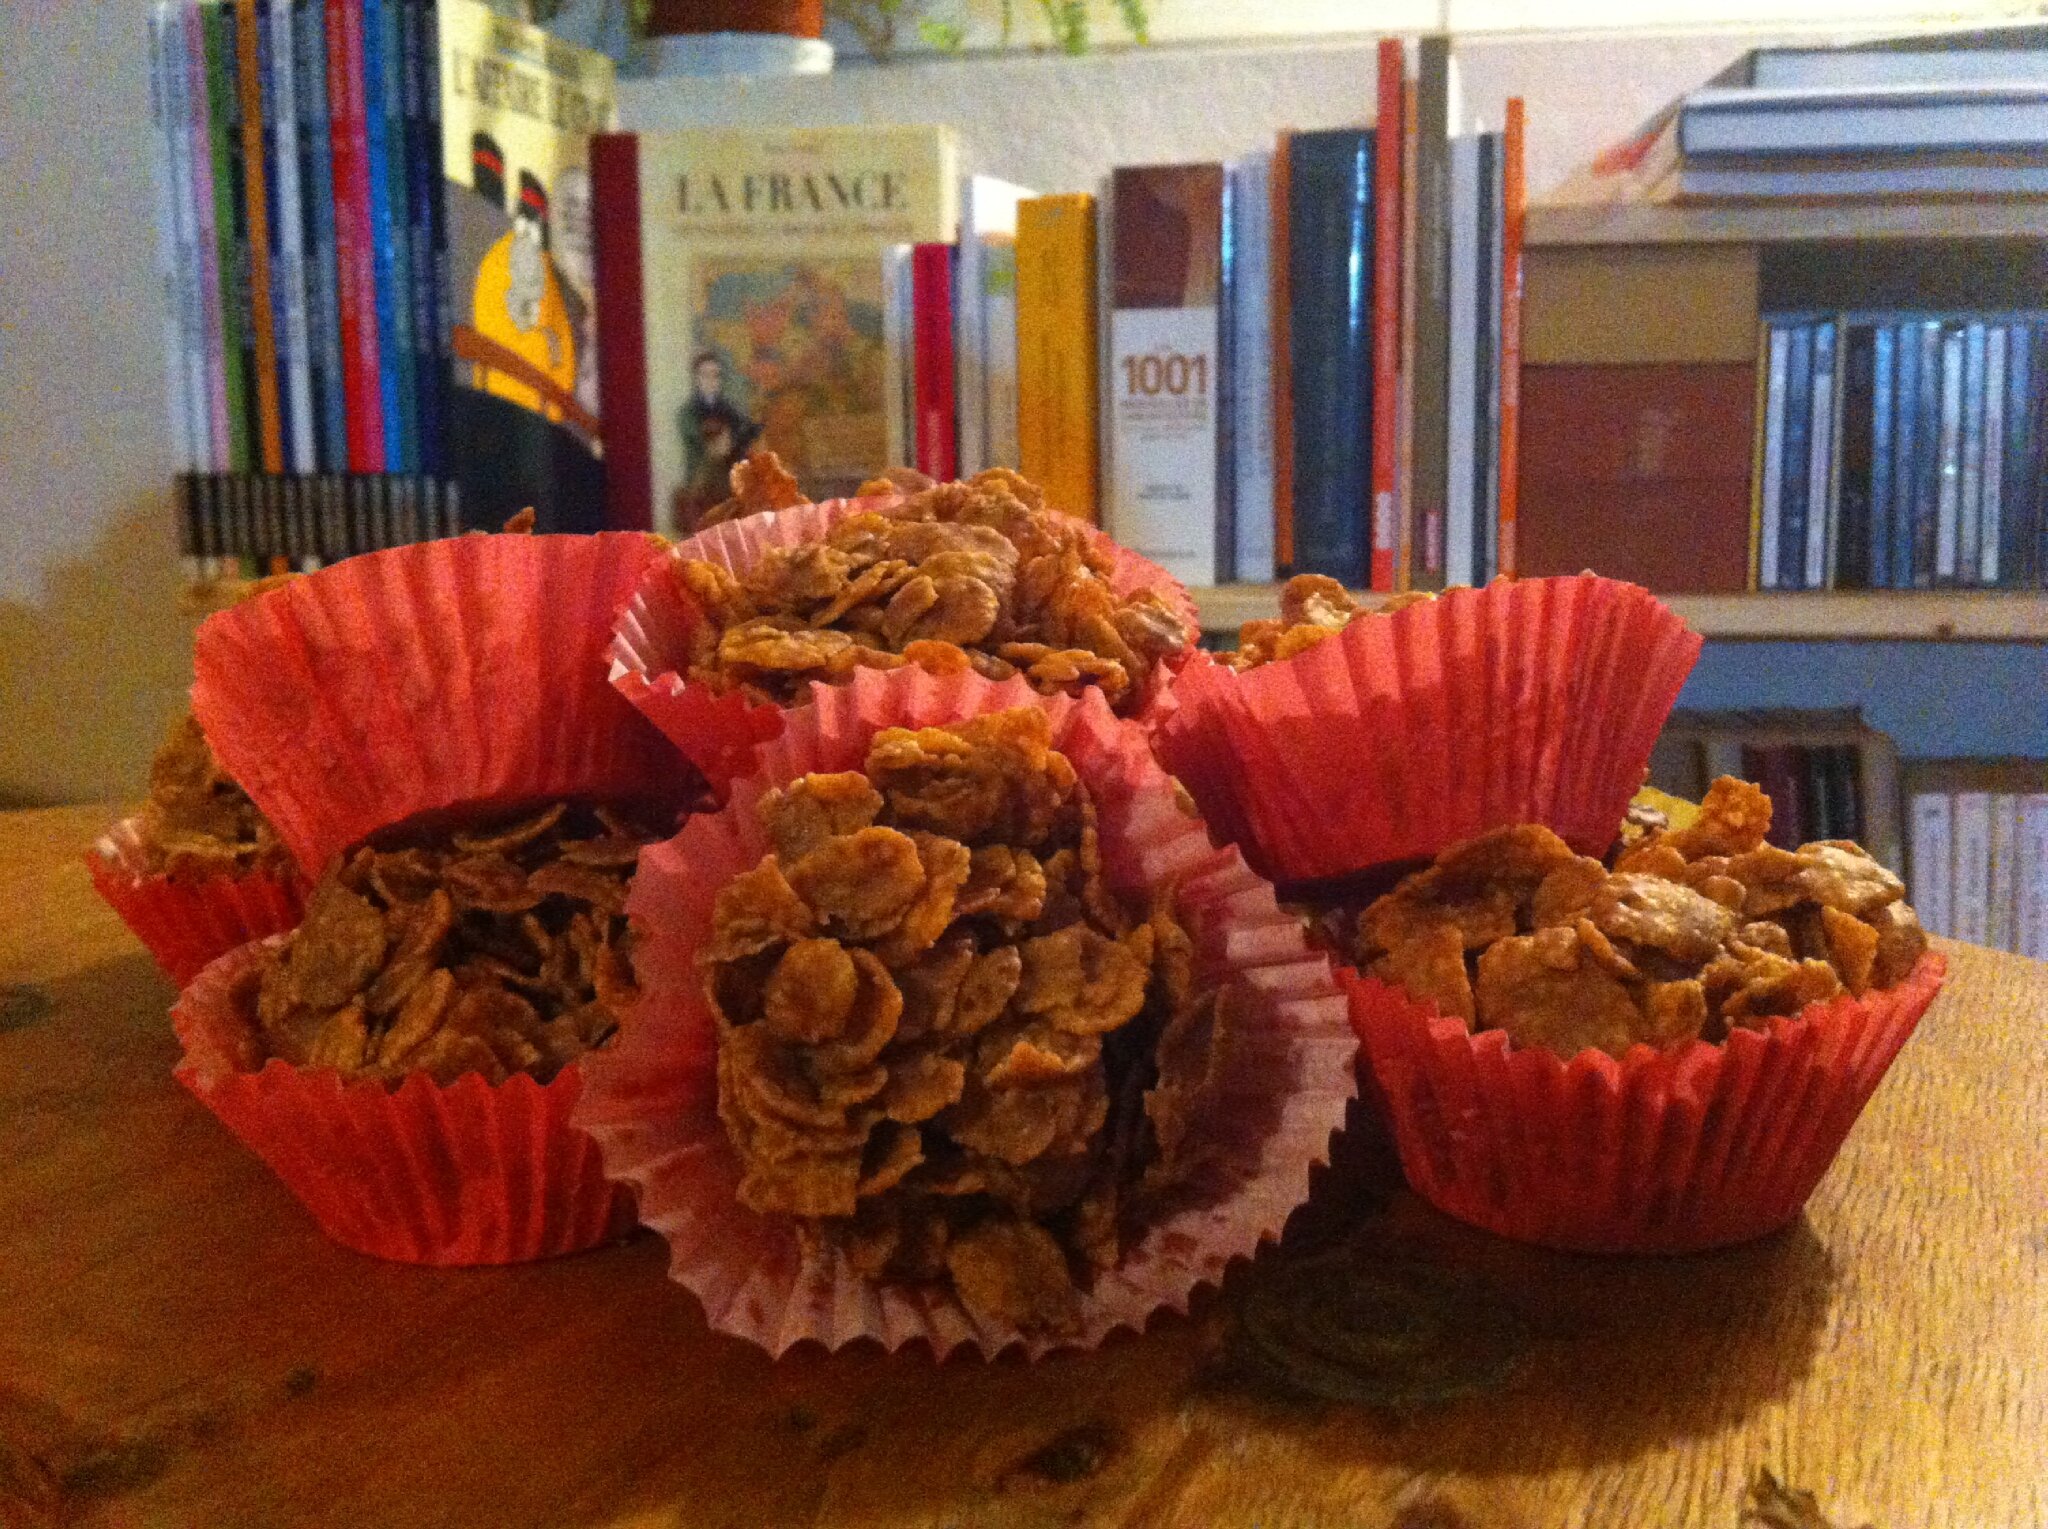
left=1526, top=199, right=2048, bottom=250
left=1191, top=585, right=2048, bottom=642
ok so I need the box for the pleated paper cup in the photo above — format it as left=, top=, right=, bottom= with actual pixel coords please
left=1151, top=575, right=1702, bottom=885
left=1342, top=950, right=1945, bottom=1254
left=87, top=816, right=305, bottom=987
left=173, top=940, right=635, bottom=1266
left=576, top=665, right=1355, bottom=1359
left=609, top=495, right=1201, bottom=797
left=192, top=531, right=693, bottom=877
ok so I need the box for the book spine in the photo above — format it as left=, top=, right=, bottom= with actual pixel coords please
left=982, top=240, right=1020, bottom=473
left=1472, top=130, right=1501, bottom=587
left=1957, top=318, right=1986, bottom=584
left=2003, top=322, right=2037, bottom=588
left=1952, top=790, right=1993, bottom=945
left=883, top=245, right=914, bottom=474
left=1743, top=745, right=1806, bottom=851
left=953, top=202, right=985, bottom=478
left=257, top=2, right=298, bottom=477
left=267, top=0, right=315, bottom=475
left=1806, top=747, right=1833, bottom=842
left=185, top=9, right=228, bottom=474
left=1396, top=87, right=1417, bottom=588
left=1214, top=168, right=1237, bottom=585
left=2018, top=793, right=2048, bottom=959
left=1911, top=320, right=1941, bottom=587
left=235, top=0, right=284, bottom=475
left=1867, top=324, right=1893, bottom=587
left=1757, top=325, right=1789, bottom=590
left=1980, top=322, right=2007, bottom=587
left=1409, top=36, right=1452, bottom=593
left=422, top=0, right=452, bottom=485
left=591, top=132, right=651, bottom=532
left=1987, top=792, right=2018, bottom=953
left=1284, top=133, right=1373, bottom=585
left=1803, top=317, right=1835, bottom=590
left=2036, top=320, right=2048, bottom=587
left=1836, top=322, right=1873, bottom=589
left=402, top=0, right=442, bottom=481
left=204, top=2, right=253, bottom=472
left=1776, top=323, right=1812, bottom=590
left=295, top=0, right=345, bottom=474
left=1016, top=195, right=1100, bottom=525
left=1935, top=324, right=1965, bottom=584
left=1230, top=159, right=1274, bottom=579
left=363, top=0, right=413, bottom=472
left=1496, top=95, right=1525, bottom=582
left=1888, top=320, right=1917, bottom=589
left=327, top=0, right=384, bottom=471
left=912, top=242, right=958, bottom=483
left=1369, top=37, right=1404, bottom=593
left=1269, top=132, right=1295, bottom=572
left=147, top=6, right=198, bottom=482
left=1444, top=132, right=1478, bottom=591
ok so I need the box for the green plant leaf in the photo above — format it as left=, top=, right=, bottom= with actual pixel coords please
left=916, top=16, right=965, bottom=50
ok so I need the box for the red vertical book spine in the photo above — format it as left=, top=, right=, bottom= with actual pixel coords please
left=1369, top=38, right=1404, bottom=593
left=1497, top=95, right=1526, bottom=581
left=912, top=242, right=958, bottom=482
left=592, top=134, right=651, bottom=533
left=327, top=0, right=383, bottom=472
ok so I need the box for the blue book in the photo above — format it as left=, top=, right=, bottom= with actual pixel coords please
left=380, top=0, right=417, bottom=472
left=2006, top=322, right=2040, bottom=587
left=1836, top=323, right=1874, bottom=589
left=402, top=0, right=445, bottom=480
left=1888, top=321, right=1917, bottom=589
left=1912, top=320, right=1943, bottom=587
left=360, top=0, right=409, bottom=471
left=1777, top=323, right=1813, bottom=591
left=1868, top=324, right=1894, bottom=587
left=294, top=0, right=347, bottom=474
left=1803, top=318, right=1837, bottom=588
left=1284, top=128, right=1374, bottom=584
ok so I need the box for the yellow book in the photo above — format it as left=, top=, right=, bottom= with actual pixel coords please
left=1015, top=194, right=1099, bottom=523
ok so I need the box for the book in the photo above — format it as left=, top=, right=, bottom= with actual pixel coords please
left=1776, top=322, right=1813, bottom=591
left=1280, top=131, right=1372, bottom=586
left=1867, top=324, right=1894, bottom=587
left=1396, top=88, right=1417, bottom=588
left=1935, top=323, right=1964, bottom=583
left=1497, top=95, right=1525, bottom=582
left=1952, top=790, right=1994, bottom=944
left=1987, top=792, right=2018, bottom=953
left=592, top=122, right=953, bottom=536
left=1757, top=325, right=1790, bottom=590
left=2001, top=322, right=2037, bottom=587
left=1408, top=35, right=1453, bottom=593
left=292, top=0, right=345, bottom=474
left=1225, top=156, right=1273, bottom=580
left=1910, top=797, right=1950, bottom=922
left=1015, top=194, right=1100, bottom=524
left=2019, top=793, right=2048, bottom=959
left=1444, top=131, right=1479, bottom=591
left=1837, top=324, right=1875, bottom=589
left=912, top=241, right=958, bottom=482
left=1679, top=82, right=2048, bottom=158
left=361, top=0, right=411, bottom=471
left=1958, top=319, right=1987, bottom=583
left=954, top=175, right=1033, bottom=478
left=1369, top=38, right=1404, bottom=593
left=1888, top=320, right=1918, bottom=590
left=148, top=5, right=200, bottom=484
left=1214, top=168, right=1237, bottom=585
left=183, top=10, right=229, bottom=474
left=235, top=0, right=286, bottom=475
left=1743, top=745, right=1807, bottom=851
left=326, top=0, right=382, bottom=471
left=1911, top=319, right=1942, bottom=586
left=1980, top=322, right=2008, bottom=587
left=1678, top=152, right=2048, bottom=201
left=1268, top=132, right=1294, bottom=574
left=1750, top=40, right=2048, bottom=89
left=1802, top=317, right=1836, bottom=589
left=1473, top=129, right=1503, bottom=587
left=401, top=0, right=447, bottom=480
left=204, top=1, right=255, bottom=472
left=1105, top=162, right=1224, bottom=588
left=266, top=0, right=315, bottom=475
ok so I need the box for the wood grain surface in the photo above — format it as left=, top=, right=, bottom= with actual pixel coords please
left=5, top=804, right=2045, bottom=1529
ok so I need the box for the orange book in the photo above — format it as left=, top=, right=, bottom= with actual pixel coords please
left=1269, top=130, right=1295, bottom=570
left=234, top=0, right=283, bottom=474
left=1395, top=77, right=1418, bottom=591
left=1015, top=194, right=1100, bottom=522
left=1369, top=38, right=1404, bottom=592
left=1497, top=96, right=1526, bottom=580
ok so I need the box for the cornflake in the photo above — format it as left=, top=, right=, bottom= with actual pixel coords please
left=705, top=707, right=1227, bottom=1334
left=235, top=800, right=677, bottom=1086
left=134, top=711, right=292, bottom=881
left=672, top=470, right=1190, bottom=716
left=1222, top=574, right=1435, bottom=672
left=1341, top=777, right=1929, bottom=1060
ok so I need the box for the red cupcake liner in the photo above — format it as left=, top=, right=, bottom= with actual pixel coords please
left=576, top=665, right=1356, bottom=1358
left=1342, top=950, right=1946, bottom=1254
left=192, top=531, right=690, bottom=876
left=1151, top=575, right=1702, bottom=884
left=173, top=940, right=635, bottom=1265
left=87, top=816, right=305, bottom=987
left=609, top=495, right=1201, bottom=797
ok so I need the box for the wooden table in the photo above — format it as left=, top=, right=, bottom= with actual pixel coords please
left=5, top=803, right=2045, bottom=1529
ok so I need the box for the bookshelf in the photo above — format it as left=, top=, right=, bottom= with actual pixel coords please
left=1526, top=200, right=2048, bottom=250
left=1189, top=585, right=2048, bottom=641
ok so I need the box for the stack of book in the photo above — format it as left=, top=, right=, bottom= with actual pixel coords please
left=145, top=0, right=615, bottom=579
left=1906, top=759, right=2048, bottom=955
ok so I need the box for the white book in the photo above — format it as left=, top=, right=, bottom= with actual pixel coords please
left=1759, top=326, right=1791, bottom=590
left=1981, top=324, right=2008, bottom=587
left=881, top=245, right=916, bottom=472
left=953, top=174, right=1034, bottom=477
left=1228, top=151, right=1275, bottom=584
left=2018, top=794, right=2048, bottom=960
left=1910, top=792, right=1954, bottom=939
left=147, top=5, right=196, bottom=476
left=1445, top=133, right=1480, bottom=591
left=1804, top=320, right=1836, bottom=590
left=1958, top=320, right=1987, bottom=584
left=1935, top=327, right=1964, bottom=582
left=1753, top=46, right=2048, bottom=90
left=1953, top=791, right=1994, bottom=945
left=981, top=239, right=1019, bottom=469
left=268, top=0, right=316, bottom=476
left=1988, top=792, right=2020, bottom=954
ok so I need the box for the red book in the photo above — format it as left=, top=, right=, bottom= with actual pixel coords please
left=1497, top=96, right=1526, bottom=580
left=592, top=134, right=651, bottom=532
left=1368, top=39, right=1404, bottom=593
left=1743, top=746, right=1809, bottom=850
left=326, top=0, right=382, bottom=472
left=911, top=242, right=958, bottom=482
left=1269, top=133, right=1294, bottom=571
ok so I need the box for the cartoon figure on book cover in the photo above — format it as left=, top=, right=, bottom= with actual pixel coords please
left=467, top=146, right=582, bottom=425
left=675, top=350, right=762, bottom=528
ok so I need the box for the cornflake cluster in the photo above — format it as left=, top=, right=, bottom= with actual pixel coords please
left=674, top=469, right=1191, bottom=715
left=136, top=712, right=291, bottom=880
left=1221, top=574, right=1433, bottom=672
left=235, top=801, right=671, bottom=1085
left=1349, top=777, right=1929, bottom=1060
left=705, top=708, right=1231, bottom=1333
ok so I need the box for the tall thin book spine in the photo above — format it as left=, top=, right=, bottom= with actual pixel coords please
left=1758, top=324, right=1789, bottom=590
left=883, top=245, right=914, bottom=474
left=1802, top=317, right=1835, bottom=590
left=204, top=2, right=253, bottom=472
left=1776, top=323, right=1813, bottom=591
left=295, top=0, right=346, bottom=474
left=1891, top=319, right=1922, bottom=590
left=1496, top=94, right=1525, bottom=581
left=1911, top=320, right=1941, bottom=587
left=1952, top=790, right=1993, bottom=945
left=235, top=0, right=285, bottom=474
left=255, top=0, right=298, bottom=479
left=1988, top=792, right=2018, bottom=953
left=1228, top=158, right=1273, bottom=578
left=1408, top=35, right=1453, bottom=592
left=268, top=0, right=315, bottom=475
left=327, top=0, right=384, bottom=471
left=591, top=132, right=651, bottom=532
left=420, top=0, right=452, bottom=483
left=2018, top=793, right=2048, bottom=958
left=401, top=0, right=443, bottom=480
left=147, top=5, right=197, bottom=481
left=363, top=0, right=415, bottom=472
left=1016, top=194, right=1100, bottom=524
left=186, top=8, right=229, bottom=473
left=1396, top=83, right=1418, bottom=588
left=1215, top=168, right=1238, bottom=585
left=1471, top=130, right=1501, bottom=586
left=1269, top=130, right=1295, bottom=572
left=912, top=242, right=959, bottom=483
left=1369, top=37, right=1404, bottom=593
left=1445, top=131, right=1479, bottom=591
left=1980, top=322, right=2007, bottom=587
left=1957, top=318, right=1986, bottom=584
left=1868, top=323, right=1894, bottom=587
left=2000, top=322, right=2035, bottom=588
left=1934, top=323, right=1964, bottom=584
